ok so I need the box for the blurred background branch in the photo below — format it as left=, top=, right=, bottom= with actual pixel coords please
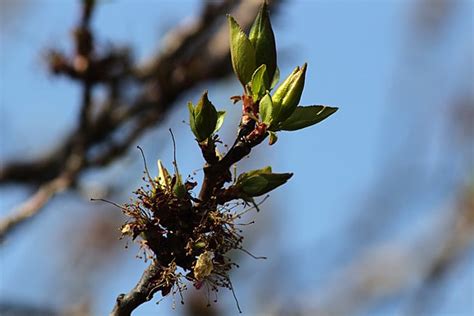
left=0, top=0, right=281, bottom=242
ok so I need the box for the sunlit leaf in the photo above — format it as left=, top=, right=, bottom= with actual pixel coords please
left=249, top=2, right=277, bottom=87
left=228, top=15, right=257, bottom=86
left=279, top=105, right=338, bottom=131
left=259, top=93, right=273, bottom=126
left=250, top=64, right=268, bottom=101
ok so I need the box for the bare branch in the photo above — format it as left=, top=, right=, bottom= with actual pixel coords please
left=0, top=167, right=78, bottom=242
left=110, top=260, right=164, bottom=316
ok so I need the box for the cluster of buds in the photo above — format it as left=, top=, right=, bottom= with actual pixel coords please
left=228, top=2, right=338, bottom=145
left=119, top=1, right=337, bottom=310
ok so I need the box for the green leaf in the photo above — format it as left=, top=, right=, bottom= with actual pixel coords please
left=272, top=63, right=307, bottom=123
left=237, top=166, right=272, bottom=183
left=228, top=15, right=257, bottom=86
left=240, top=175, right=268, bottom=196
left=270, top=66, right=280, bottom=90
left=259, top=172, right=293, bottom=193
left=188, top=101, right=197, bottom=139
left=190, top=91, right=218, bottom=142
left=259, top=93, right=273, bottom=125
left=250, top=64, right=268, bottom=101
left=279, top=105, right=338, bottom=131
left=268, top=131, right=278, bottom=145
left=214, top=111, right=226, bottom=134
left=249, top=2, right=277, bottom=87
left=236, top=166, right=292, bottom=197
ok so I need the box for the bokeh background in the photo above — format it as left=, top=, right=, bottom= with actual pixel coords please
left=1, top=0, right=473, bottom=315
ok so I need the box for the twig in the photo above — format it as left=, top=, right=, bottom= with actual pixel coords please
left=0, top=169, right=76, bottom=242
left=110, top=260, right=164, bottom=316
left=198, top=133, right=266, bottom=203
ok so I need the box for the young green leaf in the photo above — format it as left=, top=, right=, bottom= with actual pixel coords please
left=188, top=101, right=197, bottom=138
left=228, top=15, right=257, bottom=86
left=240, top=175, right=268, bottom=196
left=250, top=64, right=268, bottom=101
left=259, top=172, right=293, bottom=193
left=259, top=93, right=273, bottom=126
left=236, top=166, right=292, bottom=197
left=214, top=111, right=226, bottom=134
left=237, top=166, right=272, bottom=183
left=279, top=105, right=338, bottom=131
left=249, top=2, right=277, bottom=87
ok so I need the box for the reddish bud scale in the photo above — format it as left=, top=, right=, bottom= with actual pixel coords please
left=245, top=122, right=267, bottom=143
left=241, top=94, right=255, bottom=126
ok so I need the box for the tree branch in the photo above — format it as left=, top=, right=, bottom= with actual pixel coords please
left=110, top=260, right=164, bottom=316
left=0, top=163, right=80, bottom=242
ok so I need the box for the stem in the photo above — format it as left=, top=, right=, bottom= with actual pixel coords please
left=198, top=133, right=267, bottom=203
left=110, top=260, right=163, bottom=316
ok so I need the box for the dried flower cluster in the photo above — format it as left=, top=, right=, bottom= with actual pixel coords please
left=120, top=152, right=252, bottom=302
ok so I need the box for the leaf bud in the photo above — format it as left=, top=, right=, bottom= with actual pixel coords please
left=188, top=91, right=218, bottom=142
left=228, top=15, right=257, bottom=86
left=249, top=2, right=277, bottom=88
left=272, top=63, right=307, bottom=123
left=236, top=166, right=293, bottom=197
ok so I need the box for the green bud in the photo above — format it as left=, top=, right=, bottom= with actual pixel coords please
left=279, top=105, right=338, bottom=131
left=272, top=63, right=307, bottom=123
left=173, top=172, right=186, bottom=199
left=228, top=15, right=257, bottom=86
left=188, top=91, right=218, bottom=142
left=237, top=166, right=292, bottom=197
left=170, top=152, right=186, bottom=199
left=156, top=160, right=186, bottom=198
left=249, top=2, right=277, bottom=88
